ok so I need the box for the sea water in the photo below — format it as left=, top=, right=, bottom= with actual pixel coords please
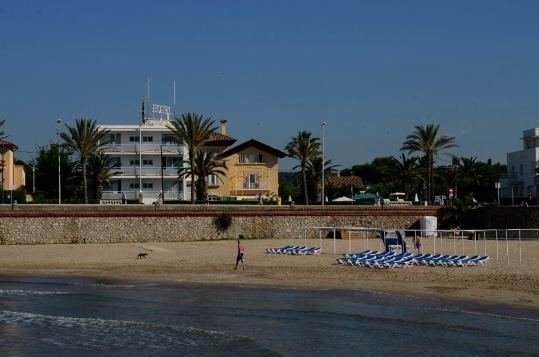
left=0, top=277, right=537, bottom=356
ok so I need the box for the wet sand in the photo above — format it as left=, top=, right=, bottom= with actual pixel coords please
left=0, top=237, right=537, bottom=309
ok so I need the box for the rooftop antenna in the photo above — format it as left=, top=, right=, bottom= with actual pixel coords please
left=146, top=78, right=151, bottom=109
left=140, top=99, right=145, bottom=124
left=173, top=80, right=176, bottom=117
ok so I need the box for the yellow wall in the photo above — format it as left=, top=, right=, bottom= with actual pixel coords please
left=207, top=146, right=280, bottom=199
left=0, top=149, right=25, bottom=190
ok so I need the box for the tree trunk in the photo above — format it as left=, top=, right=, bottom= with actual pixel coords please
left=302, top=164, right=309, bottom=205
left=83, top=158, right=88, bottom=204
left=190, top=150, right=195, bottom=204
left=426, top=154, right=432, bottom=204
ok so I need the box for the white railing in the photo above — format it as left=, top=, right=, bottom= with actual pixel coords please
left=300, top=226, right=538, bottom=264
left=110, top=167, right=181, bottom=177
left=101, top=190, right=182, bottom=200
left=102, top=144, right=182, bottom=154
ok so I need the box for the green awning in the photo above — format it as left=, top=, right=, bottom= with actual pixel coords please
left=353, top=193, right=378, bottom=200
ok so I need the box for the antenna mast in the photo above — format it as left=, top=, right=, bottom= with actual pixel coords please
left=173, top=80, right=176, bottom=117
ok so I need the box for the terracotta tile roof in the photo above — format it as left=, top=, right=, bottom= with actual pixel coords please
left=0, top=139, right=17, bottom=150
left=205, top=131, right=237, bottom=146
left=328, top=176, right=364, bottom=189
left=209, top=132, right=236, bottom=141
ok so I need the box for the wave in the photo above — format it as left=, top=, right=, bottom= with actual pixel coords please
left=0, top=289, right=72, bottom=297
left=0, top=310, right=281, bottom=355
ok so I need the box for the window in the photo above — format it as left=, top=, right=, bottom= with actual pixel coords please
left=129, top=136, right=140, bottom=142
left=208, top=174, right=218, bottom=186
left=129, top=183, right=140, bottom=189
left=142, top=182, right=153, bottom=189
left=166, top=157, right=180, bottom=168
left=511, top=166, right=515, bottom=176
left=110, top=157, right=121, bottom=168
left=142, top=136, right=153, bottom=142
left=244, top=174, right=259, bottom=189
left=519, top=164, right=524, bottom=176
left=142, top=159, right=153, bottom=166
left=239, top=154, right=264, bottom=163
left=162, top=135, right=175, bottom=145
left=108, top=133, right=120, bottom=145
left=129, top=159, right=140, bottom=166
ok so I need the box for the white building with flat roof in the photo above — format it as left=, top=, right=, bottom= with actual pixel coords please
left=501, top=128, right=539, bottom=199
left=98, top=118, right=188, bottom=204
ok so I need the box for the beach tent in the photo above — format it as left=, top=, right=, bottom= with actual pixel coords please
left=332, top=196, right=354, bottom=202
left=353, top=193, right=377, bottom=200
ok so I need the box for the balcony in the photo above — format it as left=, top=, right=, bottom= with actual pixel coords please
left=110, top=167, right=181, bottom=177
left=101, top=190, right=183, bottom=201
left=102, top=143, right=182, bottom=154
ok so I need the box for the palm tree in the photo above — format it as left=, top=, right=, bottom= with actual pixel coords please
left=390, top=154, right=421, bottom=200
left=178, top=150, right=226, bottom=202
left=87, top=152, right=118, bottom=199
left=305, top=157, right=339, bottom=202
left=457, top=156, right=482, bottom=195
left=286, top=131, right=320, bottom=204
left=401, top=124, right=457, bottom=203
left=59, top=118, right=109, bottom=203
left=168, top=113, right=216, bottom=204
left=0, top=118, right=8, bottom=202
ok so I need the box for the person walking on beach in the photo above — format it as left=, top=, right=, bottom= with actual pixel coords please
left=234, top=239, right=246, bottom=270
left=413, top=235, right=422, bottom=254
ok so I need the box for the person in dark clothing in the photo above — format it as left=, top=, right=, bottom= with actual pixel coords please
left=234, top=239, right=245, bottom=270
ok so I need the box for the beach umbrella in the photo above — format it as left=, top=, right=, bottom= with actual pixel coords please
left=414, top=193, right=419, bottom=203
left=332, top=196, right=354, bottom=202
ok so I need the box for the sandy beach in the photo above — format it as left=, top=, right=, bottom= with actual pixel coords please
left=0, top=237, right=538, bottom=310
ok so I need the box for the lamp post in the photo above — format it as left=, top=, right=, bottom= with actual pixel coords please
left=160, top=144, right=164, bottom=202
left=57, top=118, right=62, bottom=204
left=321, top=121, right=327, bottom=206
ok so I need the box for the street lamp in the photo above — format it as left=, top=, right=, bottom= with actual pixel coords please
left=495, top=182, right=501, bottom=206
left=57, top=118, right=62, bottom=204
left=321, top=121, right=327, bottom=206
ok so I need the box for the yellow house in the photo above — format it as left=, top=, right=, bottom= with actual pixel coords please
left=0, top=139, right=25, bottom=191
left=214, top=138, right=287, bottom=199
left=197, top=120, right=287, bottom=200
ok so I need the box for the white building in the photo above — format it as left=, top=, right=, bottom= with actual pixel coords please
left=98, top=118, right=188, bottom=204
left=501, top=128, right=539, bottom=199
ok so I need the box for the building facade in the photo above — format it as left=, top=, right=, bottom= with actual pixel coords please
left=501, top=128, right=539, bottom=199
left=215, top=138, right=287, bottom=199
left=99, top=119, right=188, bottom=204
left=0, top=139, right=26, bottom=192
left=99, top=118, right=284, bottom=203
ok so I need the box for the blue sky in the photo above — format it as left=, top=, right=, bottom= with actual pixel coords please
left=1, top=0, right=538, bottom=169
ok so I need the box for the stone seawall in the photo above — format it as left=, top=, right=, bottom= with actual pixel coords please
left=0, top=206, right=440, bottom=245
left=466, top=206, right=539, bottom=229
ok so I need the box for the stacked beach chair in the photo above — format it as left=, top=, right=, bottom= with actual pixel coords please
left=337, top=250, right=489, bottom=269
left=266, top=245, right=321, bottom=255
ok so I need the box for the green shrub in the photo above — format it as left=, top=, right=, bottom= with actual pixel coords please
left=214, top=213, right=233, bottom=231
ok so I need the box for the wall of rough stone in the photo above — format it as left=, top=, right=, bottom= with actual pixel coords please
left=465, top=207, right=539, bottom=229
left=0, top=207, right=440, bottom=244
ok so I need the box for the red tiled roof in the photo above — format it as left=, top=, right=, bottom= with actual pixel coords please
left=0, top=139, right=17, bottom=150
left=328, top=176, right=364, bottom=189
left=209, top=132, right=235, bottom=141
left=205, top=131, right=237, bottom=146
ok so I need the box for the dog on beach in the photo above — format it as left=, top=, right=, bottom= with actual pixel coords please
left=137, top=252, right=148, bottom=259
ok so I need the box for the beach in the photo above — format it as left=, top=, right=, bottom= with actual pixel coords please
left=0, top=237, right=538, bottom=310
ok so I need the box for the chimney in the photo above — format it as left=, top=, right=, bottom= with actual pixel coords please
left=220, top=119, right=228, bottom=135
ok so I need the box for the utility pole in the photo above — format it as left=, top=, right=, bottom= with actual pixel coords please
left=321, top=121, right=327, bottom=205
left=57, top=119, right=62, bottom=204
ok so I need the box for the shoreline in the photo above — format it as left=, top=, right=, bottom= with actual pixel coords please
left=1, top=272, right=538, bottom=321
left=0, top=238, right=537, bottom=311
